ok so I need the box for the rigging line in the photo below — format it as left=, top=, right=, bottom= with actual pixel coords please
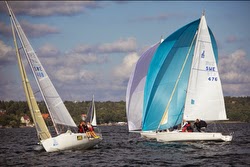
left=157, top=31, right=198, bottom=131
left=175, top=105, right=185, bottom=126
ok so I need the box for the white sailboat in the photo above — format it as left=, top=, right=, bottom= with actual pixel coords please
left=6, top=2, right=102, bottom=152
left=155, top=13, right=232, bottom=142
left=127, top=12, right=232, bottom=142
left=86, top=95, right=97, bottom=127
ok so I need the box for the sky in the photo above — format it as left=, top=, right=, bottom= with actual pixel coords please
left=0, top=1, right=249, bottom=102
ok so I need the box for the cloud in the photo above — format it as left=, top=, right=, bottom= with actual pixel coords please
left=20, top=20, right=60, bottom=37
left=0, top=21, right=12, bottom=37
left=97, top=37, right=137, bottom=53
left=130, top=13, right=182, bottom=22
left=37, top=44, right=60, bottom=57
left=226, top=35, right=239, bottom=43
left=219, top=49, right=250, bottom=96
left=47, top=42, right=140, bottom=101
left=53, top=66, right=96, bottom=84
left=0, top=20, right=60, bottom=38
left=99, top=52, right=140, bottom=101
left=0, top=40, right=15, bottom=66
left=113, top=52, right=139, bottom=80
left=0, top=35, right=139, bottom=101
left=74, top=37, right=137, bottom=54
left=65, top=53, right=104, bottom=66
left=0, top=1, right=103, bottom=17
left=32, top=43, right=105, bottom=90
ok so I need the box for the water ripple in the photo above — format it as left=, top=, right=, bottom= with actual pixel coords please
left=0, top=123, right=250, bottom=166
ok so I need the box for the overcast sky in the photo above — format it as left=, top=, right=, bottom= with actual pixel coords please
left=0, top=1, right=249, bottom=102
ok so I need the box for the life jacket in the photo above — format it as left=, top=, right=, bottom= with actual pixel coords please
left=182, top=123, right=193, bottom=132
left=186, top=124, right=193, bottom=132
left=78, top=125, right=84, bottom=133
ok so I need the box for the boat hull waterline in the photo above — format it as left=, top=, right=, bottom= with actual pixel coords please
left=141, top=131, right=232, bottom=142
left=41, top=131, right=102, bottom=152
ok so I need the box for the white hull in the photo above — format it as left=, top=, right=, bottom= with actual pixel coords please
left=140, top=131, right=157, bottom=139
left=141, top=131, right=232, bottom=142
left=41, top=131, right=102, bottom=152
left=157, top=132, right=232, bottom=142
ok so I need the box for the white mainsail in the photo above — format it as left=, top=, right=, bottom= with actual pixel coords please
left=7, top=3, right=76, bottom=134
left=183, top=14, right=227, bottom=121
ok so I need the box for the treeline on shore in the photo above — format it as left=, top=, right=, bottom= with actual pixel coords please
left=0, top=96, right=249, bottom=128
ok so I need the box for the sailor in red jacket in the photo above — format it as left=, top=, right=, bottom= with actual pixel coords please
left=182, top=121, right=193, bottom=132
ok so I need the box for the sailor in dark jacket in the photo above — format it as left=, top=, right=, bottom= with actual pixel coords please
left=194, top=119, right=207, bottom=132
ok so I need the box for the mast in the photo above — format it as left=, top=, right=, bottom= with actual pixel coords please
left=7, top=1, right=51, bottom=140
left=160, top=35, right=164, bottom=43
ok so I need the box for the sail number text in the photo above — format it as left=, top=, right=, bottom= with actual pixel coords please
left=33, top=66, right=44, bottom=78
left=206, top=66, right=217, bottom=81
left=208, top=77, right=218, bottom=81
left=206, top=66, right=215, bottom=71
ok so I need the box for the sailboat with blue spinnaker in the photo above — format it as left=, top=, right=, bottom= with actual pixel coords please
left=126, top=12, right=233, bottom=142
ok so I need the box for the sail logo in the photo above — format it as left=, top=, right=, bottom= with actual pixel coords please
left=191, top=99, right=195, bottom=105
left=53, top=139, right=58, bottom=146
left=201, top=50, right=205, bottom=58
left=77, top=135, right=83, bottom=140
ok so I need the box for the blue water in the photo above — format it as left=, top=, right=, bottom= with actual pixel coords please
left=0, top=123, right=250, bottom=166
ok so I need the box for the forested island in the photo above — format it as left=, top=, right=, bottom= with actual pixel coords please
left=0, top=96, right=249, bottom=128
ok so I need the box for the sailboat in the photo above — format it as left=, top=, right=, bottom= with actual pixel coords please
left=86, top=95, right=97, bottom=127
left=6, top=2, right=102, bottom=152
left=127, top=12, right=232, bottom=142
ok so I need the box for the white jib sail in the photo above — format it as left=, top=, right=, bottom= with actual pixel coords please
left=184, top=14, right=227, bottom=121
